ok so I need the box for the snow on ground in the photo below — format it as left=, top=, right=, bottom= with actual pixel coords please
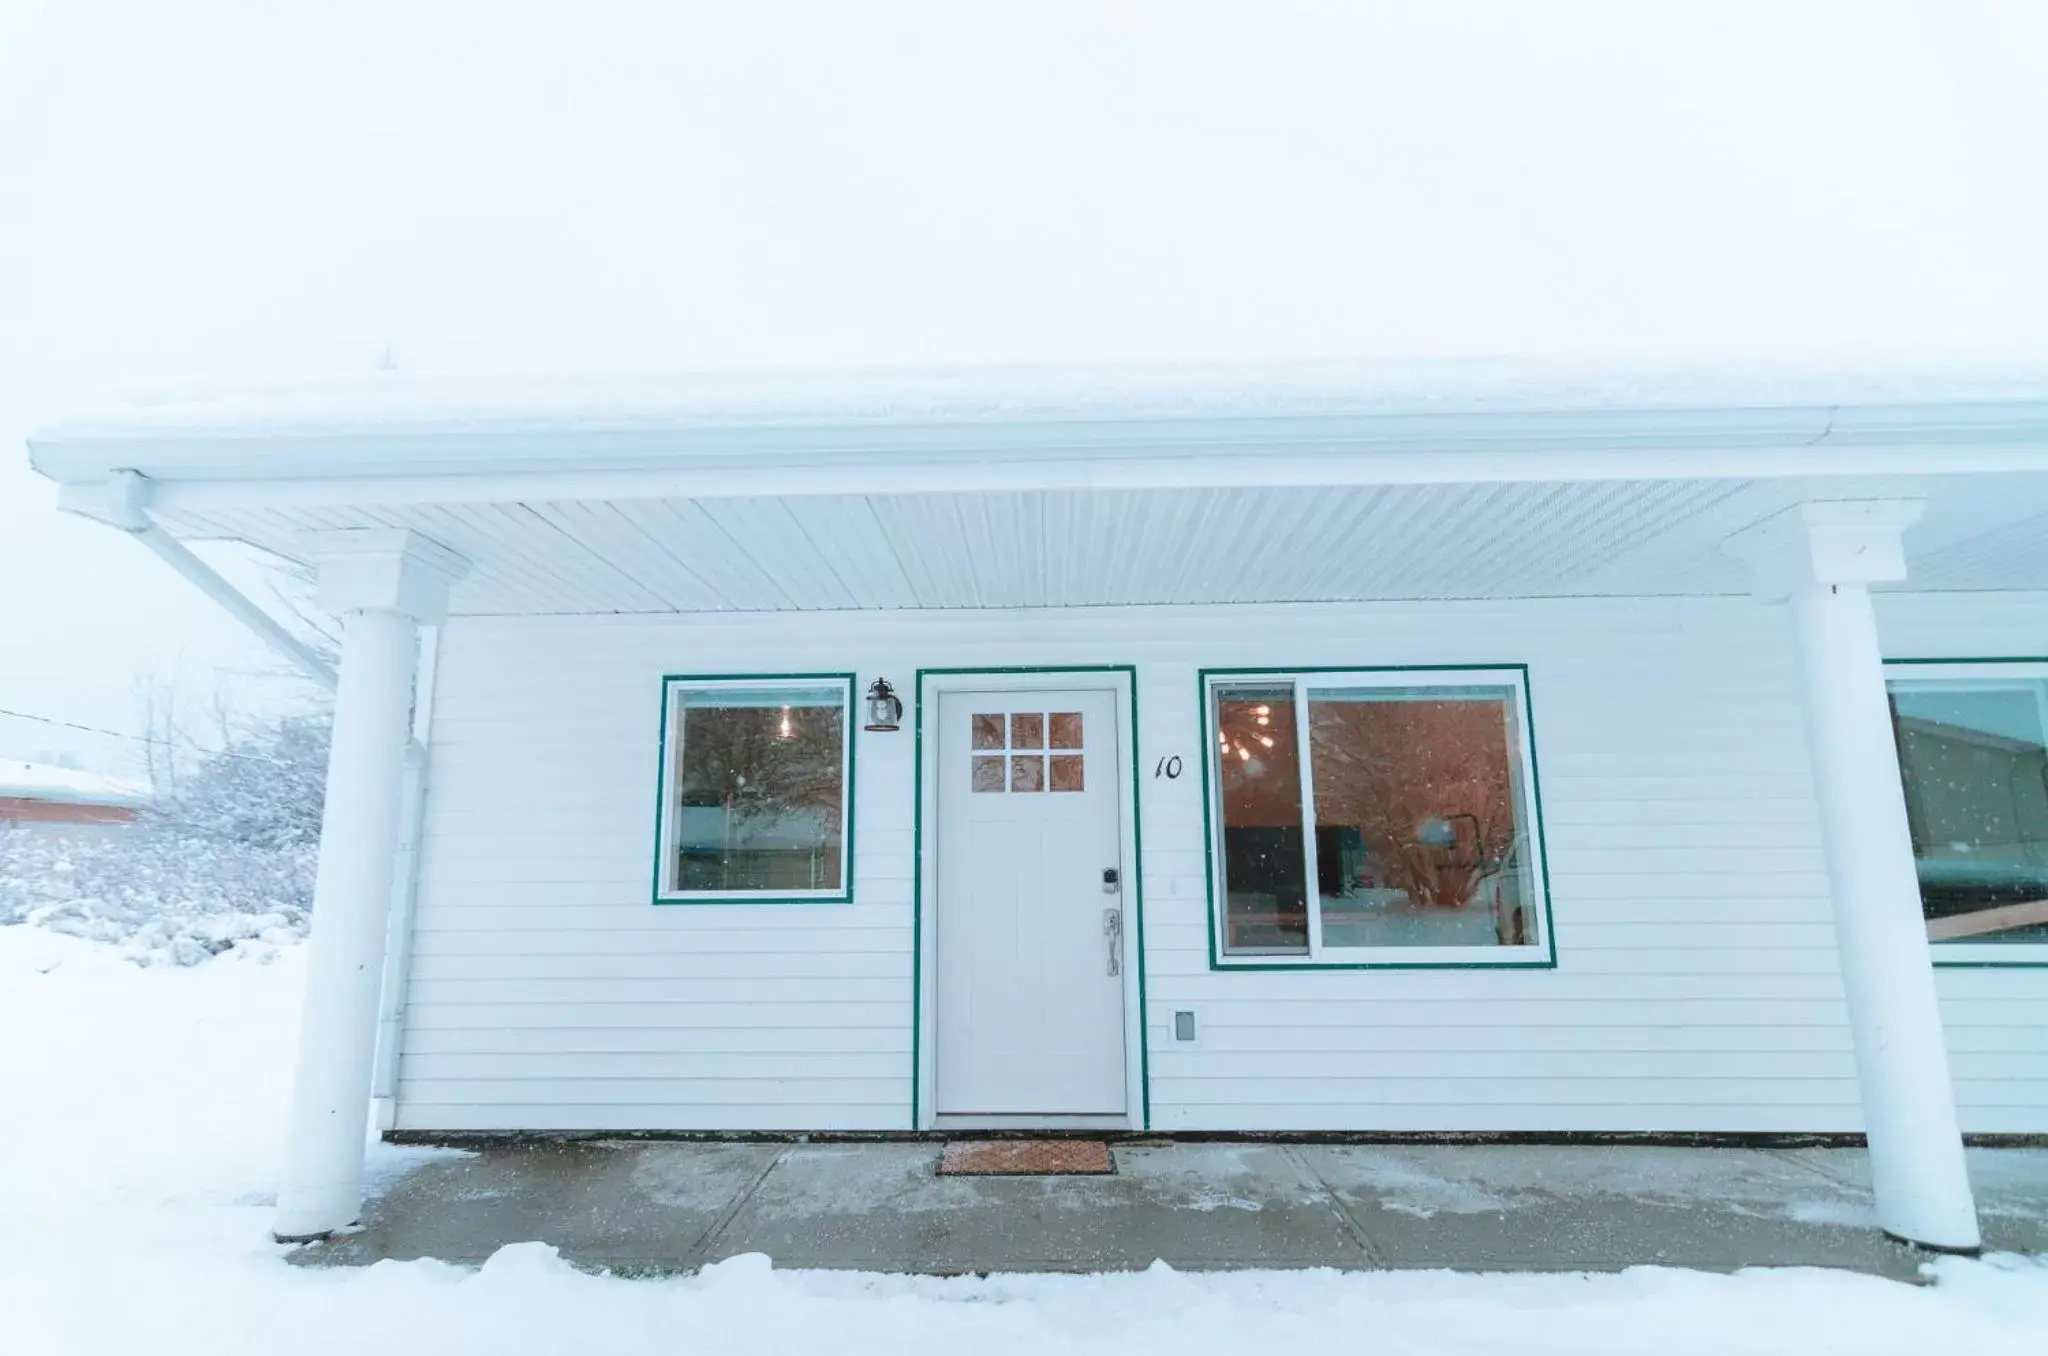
left=4, top=923, right=2048, bottom=1355
left=0, top=927, right=300, bottom=1209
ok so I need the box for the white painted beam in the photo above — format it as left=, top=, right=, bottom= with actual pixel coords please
left=56, top=472, right=338, bottom=690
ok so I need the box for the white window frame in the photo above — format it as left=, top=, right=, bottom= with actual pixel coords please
left=1202, top=666, right=1555, bottom=969
left=1885, top=658, right=2048, bottom=967
left=652, top=673, right=856, bottom=905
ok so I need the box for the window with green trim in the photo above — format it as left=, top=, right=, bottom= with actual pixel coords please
left=655, top=676, right=854, bottom=903
left=1886, top=661, right=2048, bottom=964
left=1203, top=668, right=1553, bottom=966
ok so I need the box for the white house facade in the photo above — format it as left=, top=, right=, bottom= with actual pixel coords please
left=29, top=361, right=2048, bottom=1254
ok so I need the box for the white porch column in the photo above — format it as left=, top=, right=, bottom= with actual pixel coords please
left=1727, top=500, right=1979, bottom=1252
left=273, top=530, right=467, bottom=1242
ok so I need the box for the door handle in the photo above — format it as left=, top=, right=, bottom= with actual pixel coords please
left=1103, top=907, right=1122, bottom=977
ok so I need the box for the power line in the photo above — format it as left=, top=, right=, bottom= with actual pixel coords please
left=0, top=706, right=155, bottom=745
left=0, top=706, right=309, bottom=767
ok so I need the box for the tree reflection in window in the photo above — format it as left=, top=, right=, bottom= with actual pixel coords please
left=1210, top=676, right=1541, bottom=957
left=1305, top=688, right=1530, bottom=949
left=670, top=685, right=846, bottom=894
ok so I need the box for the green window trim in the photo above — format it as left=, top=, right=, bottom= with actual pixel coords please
left=1884, top=657, right=2048, bottom=969
left=650, top=672, right=858, bottom=906
left=1198, top=664, right=1559, bottom=971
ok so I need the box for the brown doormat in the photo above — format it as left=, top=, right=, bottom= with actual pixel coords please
left=937, top=1140, right=1115, bottom=1176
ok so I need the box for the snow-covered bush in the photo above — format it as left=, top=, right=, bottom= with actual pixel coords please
left=157, top=713, right=329, bottom=854
left=0, top=714, right=328, bottom=965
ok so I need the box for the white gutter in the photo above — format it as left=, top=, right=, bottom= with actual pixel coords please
left=30, top=401, right=2048, bottom=509
left=371, top=627, right=438, bottom=1128
left=56, top=471, right=338, bottom=691
left=133, top=440, right=2048, bottom=514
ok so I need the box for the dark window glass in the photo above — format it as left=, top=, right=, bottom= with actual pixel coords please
left=1213, top=685, right=1309, bottom=954
left=1890, top=680, right=2048, bottom=945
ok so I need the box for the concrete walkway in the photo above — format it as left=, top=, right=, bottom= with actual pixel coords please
left=292, top=1140, right=2048, bottom=1279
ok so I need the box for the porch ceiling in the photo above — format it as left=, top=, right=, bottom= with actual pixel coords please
left=148, top=471, right=2048, bottom=615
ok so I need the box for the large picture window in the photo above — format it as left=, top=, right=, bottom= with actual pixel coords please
left=1202, top=667, right=1553, bottom=967
left=654, top=675, right=855, bottom=904
left=1887, top=661, right=2048, bottom=963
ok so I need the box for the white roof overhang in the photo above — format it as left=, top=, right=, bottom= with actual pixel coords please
left=30, top=359, right=2048, bottom=501
left=27, top=401, right=2048, bottom=514
left=27, top=363, right=2048, bottom=614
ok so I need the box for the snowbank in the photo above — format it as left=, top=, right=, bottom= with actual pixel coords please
left=0, top=821, right=311, bottom=965
left=4, top=923, right=2048, bottom=1354
left=10, top=1238, right=2048, bottom=1356
left=0, top=926, right=301, bottom=1207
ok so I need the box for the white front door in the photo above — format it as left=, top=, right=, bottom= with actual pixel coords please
left=935, top=688, right=1128, bottom=1117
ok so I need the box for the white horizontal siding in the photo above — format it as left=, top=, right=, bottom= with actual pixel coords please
left=397, top=611, right=916, bottom=1132
left=1132, top=597, right=1855, bottom=1133
left=406, top=1003, right=905, bottom=1031
left=394, top=592, right=2048, bottom=1134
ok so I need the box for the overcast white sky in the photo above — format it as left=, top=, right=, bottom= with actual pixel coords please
left=4, top=0, right=2047, bottom=771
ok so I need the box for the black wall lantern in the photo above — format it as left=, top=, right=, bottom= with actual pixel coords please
left=864, top=678, right=904, bottom=732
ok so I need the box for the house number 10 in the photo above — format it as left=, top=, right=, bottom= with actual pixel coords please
left=1153, top=756, right=1183, bottom=780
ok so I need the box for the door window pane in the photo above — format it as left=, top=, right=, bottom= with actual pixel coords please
left=1889, top=679, right=2048, bottom=944
left=1050, top=754, right=1085, bottom=792
left=971, top=710, right=1086, bottom=794
left=972, top=755, right=1006, bottom=792
left=1306, top=686, right=1533, bottom=948
left=1213, top=685, right=1309, bottom=953
left=667, top=683, right=847, bottom=895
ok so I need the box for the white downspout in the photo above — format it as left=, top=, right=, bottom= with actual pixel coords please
left=372, top=627, right=439, bottom=1130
